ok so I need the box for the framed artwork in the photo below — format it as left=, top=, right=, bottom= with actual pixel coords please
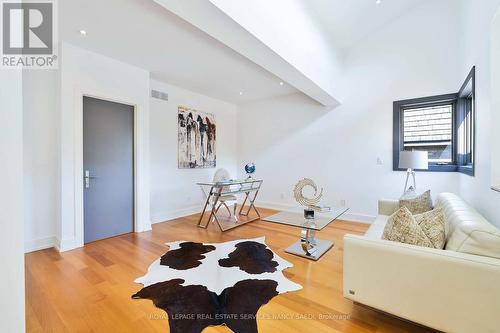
left=177, top=106, right=216, bottom=168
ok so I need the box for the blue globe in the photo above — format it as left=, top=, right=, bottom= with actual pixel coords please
left=244, top=163, right=256, bottom=175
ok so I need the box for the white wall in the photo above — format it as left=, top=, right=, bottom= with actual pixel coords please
left=237, top=0, right=463, bottom=222
left=155, top=0, right=338, bottom=106
left=492, top=8, right=500, bottom=189
left=0, top=71, right=25, bottom=332
left=149, top=80, right=238, bottom=223
left=22, top=45, right=238, bottom=251
left=23, top=70, right=58, bottom=252
left=456, top=0, right=500, bottom=225
left=21, top=0, right=500, bottom=257
left=209, top=0, right=342, bottom=102
left=58, top=42, right=151, bottom=251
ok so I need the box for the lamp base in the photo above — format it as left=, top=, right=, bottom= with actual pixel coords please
left=403, top=168, right=417, bottom=194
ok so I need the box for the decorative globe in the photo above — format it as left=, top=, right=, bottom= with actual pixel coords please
left=244, top=163, right=256, bottom=177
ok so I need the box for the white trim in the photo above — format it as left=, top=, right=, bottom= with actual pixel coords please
left=151, top=205, right=201, bottom=224
left=255, top=201, right=374, bottom=224
left=72, top=90, right=143, bottom=250
left=54, top=237, right=78, bottom=252
left=24, top=236, right=56, bottom=253
left=255, top=201, right=296, bottom=212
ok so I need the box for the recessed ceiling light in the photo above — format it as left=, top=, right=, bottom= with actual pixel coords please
left=79, top=30, right=87, bottom=36
left=279, top=81, right=284, bottom=86
left=376, top=0, right=382, bottom=4
left=239, top=91, right=244, bottom=96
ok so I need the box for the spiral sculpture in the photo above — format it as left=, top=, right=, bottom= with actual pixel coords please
left=293, top=178, right=323, bottom=207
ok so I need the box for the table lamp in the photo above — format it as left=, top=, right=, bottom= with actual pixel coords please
left=399, top=151, right=428, bottom=193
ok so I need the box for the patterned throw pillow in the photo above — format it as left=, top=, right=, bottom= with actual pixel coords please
left=382, top=207, right=434, bottom=248
left=414, top=208, right=446, bottom=249
left=399, top=190, right=432, bottom=214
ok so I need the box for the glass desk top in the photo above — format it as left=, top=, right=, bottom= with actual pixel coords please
left=196, top=179, right=263, bottom=186
left=197, top=179, right=263, bottom=196
left=262, top=207, right=349, bottom=231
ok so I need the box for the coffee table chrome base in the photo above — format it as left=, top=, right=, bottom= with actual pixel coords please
left=285, top=239, right=334, bottom=261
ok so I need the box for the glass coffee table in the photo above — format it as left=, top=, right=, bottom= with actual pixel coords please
left=262, top=207, right=349, bottom=260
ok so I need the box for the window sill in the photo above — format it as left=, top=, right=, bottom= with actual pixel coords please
left=457, top=165, right=474, bottom=176
left=393, top=164, right=474, bottom=174
left=393, top=166, right=456, bottom=172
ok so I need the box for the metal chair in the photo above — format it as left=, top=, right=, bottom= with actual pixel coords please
left=212, top=168, right=238, bottom=222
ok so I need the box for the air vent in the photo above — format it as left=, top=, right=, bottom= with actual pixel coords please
left=151, top=89, right=168, bottom=101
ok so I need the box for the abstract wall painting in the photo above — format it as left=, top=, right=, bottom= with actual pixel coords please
left=178, top=106, right=216, bottom=169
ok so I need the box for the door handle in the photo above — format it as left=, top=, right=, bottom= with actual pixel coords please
left=84, top=170, right=97, bottom=188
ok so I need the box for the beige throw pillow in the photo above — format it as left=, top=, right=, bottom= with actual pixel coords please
left=414, top=208, right=446, bottom=249
left=382, top=206, right=445, bottom=249
left=382, top=207, right=433, bottom=247
left=399, top=190, right=432, bottom=214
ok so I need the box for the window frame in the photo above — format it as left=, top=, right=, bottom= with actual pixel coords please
left=456, top=66, right=476, bottom=176
left=393, top=93, right=458, bottom=173
left=393, top=67, right=476, bottom=175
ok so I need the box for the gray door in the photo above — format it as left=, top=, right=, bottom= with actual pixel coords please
left=83, top=96, right=134, bottom=243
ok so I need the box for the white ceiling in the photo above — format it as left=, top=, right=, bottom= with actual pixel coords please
left=303, top=0, right=425, bottom=50
left=60, top=0, right=297, bottom=104
left=60, top=0, right=425, bottom=105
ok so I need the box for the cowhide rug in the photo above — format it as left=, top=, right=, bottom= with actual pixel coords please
left=132, top=237, right=302, bottom=333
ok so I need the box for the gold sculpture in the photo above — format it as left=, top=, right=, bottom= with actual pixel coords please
left=293, top=178, right=323, bottom=207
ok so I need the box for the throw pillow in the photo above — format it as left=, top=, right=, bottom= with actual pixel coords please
left=382, top=207, right=434, bottom=248
left=414, top=208, right=446, bottom=249
left=399, top=190, right=432, bottom=214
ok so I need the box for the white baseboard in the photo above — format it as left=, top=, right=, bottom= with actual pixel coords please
left=24, top=236, right=56, bottom=253
left=54, top=237, right=80, bottom=252
left=255, top=201, right=295, bottom=212
left=151, top=205, right=201, bottom=224
left=255, top=201, right=375, bottom=224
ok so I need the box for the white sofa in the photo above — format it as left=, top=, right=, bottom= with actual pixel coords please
left=343, top=193, right=500, bottom=333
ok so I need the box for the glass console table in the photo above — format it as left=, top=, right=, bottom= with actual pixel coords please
left=262, top=207, right=349, bottom=260
left=197, top=179, right=263, bottom=232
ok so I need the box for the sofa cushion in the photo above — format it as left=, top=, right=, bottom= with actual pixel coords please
left=399, top=190, right=433, bottom=215
left=382, top=207, right=434, bottom=248
left=437, top=193, right=500, bottom=259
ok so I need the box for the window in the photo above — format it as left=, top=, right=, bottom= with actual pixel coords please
left=393, top=67, right=475, bottom=175
left=403, top=103, right=453, bottom=164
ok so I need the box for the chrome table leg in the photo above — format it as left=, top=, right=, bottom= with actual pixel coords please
left=285, top=226, right=333, bottom=261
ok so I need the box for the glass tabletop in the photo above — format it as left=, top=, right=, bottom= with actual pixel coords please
left=197, top=179, right=263, bottom=196
left=262, top=207, right=349, bottom=230
left=197, top=179, right=263, bottom=186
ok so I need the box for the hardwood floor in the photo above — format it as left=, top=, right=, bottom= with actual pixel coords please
left=25, top=208, right=434, bottom=332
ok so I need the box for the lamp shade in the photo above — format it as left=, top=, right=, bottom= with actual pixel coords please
left=399, top=151, right=428, bottom=170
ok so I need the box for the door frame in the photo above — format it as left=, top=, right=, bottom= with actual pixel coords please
left=75, top=91, right=138, bottom=247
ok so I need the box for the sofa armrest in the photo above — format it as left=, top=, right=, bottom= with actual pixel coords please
left=378, top=199, right=399, bottom=215
left=343, top=234, right=500, bottom=333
